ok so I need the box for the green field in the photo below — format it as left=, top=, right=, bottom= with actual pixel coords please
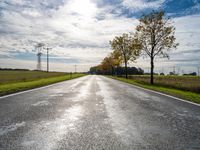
left=110, top=75, right=200, bottom=104
left=0, top=70, right=86, bottom=96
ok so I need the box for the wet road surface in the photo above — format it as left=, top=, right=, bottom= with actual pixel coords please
left=0, top=75, right=200, bottom=150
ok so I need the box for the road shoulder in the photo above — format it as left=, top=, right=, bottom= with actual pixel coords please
left=107, top=76, right=200, bottom=105
left=0, top=74, right=86, bottom=97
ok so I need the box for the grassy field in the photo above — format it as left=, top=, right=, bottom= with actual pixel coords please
left=120, top=75, right=200, bottom=94
left=0, top=70, right=86, bottom=96
left=0, top=71, right=68, bottom=85
left=110, top=75, right=200, bottom=104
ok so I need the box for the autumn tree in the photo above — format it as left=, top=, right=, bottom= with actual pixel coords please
left=110, top=33, right=140, bottom=78
left=100, top=52, right=119, bottom=75
left=101, top=57, right=113, bottom=75
left=110, top=51, right=122, bottom=75
left=135, top=11, right=178, bottom=84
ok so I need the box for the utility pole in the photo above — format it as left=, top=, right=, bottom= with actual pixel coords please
left=46, top=47, right=52, bottom=72
left=47, top=48, right=49, bottom=72
left=197, top=66, right=200, bottom=76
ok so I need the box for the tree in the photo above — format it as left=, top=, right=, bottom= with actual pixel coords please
left=105, top=57, right=115, bottom=75
left=101, top=56, right=114, bottom=75
left=110, top=33, right=141, bottom=78
left=99, top=53, right=119, bottom=75
left=135, top=11, right=178, bottom=84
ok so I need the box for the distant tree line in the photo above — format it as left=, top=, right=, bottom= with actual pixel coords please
left=90, top=10, right=178, bottom=84
left=90, top=66, right=144, bottom=75
left=0, top=68, right=30, bottom=71
left=183, top=72, right=197, bottom=76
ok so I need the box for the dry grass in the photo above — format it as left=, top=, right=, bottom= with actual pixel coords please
left=110, top=76, right=200, bottom=104
left=126, top=75, right=200, bottom=94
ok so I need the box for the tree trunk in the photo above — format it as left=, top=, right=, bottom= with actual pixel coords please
left=125, top=62, right=128, bottom=79
left=150, top=57, right=154, bottom=84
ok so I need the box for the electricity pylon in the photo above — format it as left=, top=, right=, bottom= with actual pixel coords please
left=36, top=43, right=44, bottom=71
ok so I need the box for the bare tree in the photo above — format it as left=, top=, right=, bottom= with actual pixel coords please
left=135, top=11, right=179, bottom=84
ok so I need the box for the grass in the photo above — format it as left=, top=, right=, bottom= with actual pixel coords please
left=0, top=70, right=86, bottom=96
left=117, top=75, right=200, bottom=93
left=109, top=76, right=200, bottom=104
left=0, top=71, right=69, bottom=85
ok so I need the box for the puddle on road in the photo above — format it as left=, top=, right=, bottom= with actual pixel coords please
left=69, top=81, right=81, bottom=91
left=21, top=105, right=83, bottom=150
left=32, top=101, right=51, bottom=106
left=96, top=77, right=144, bottom=145
left=71, top=79, right=93, bottom=102
left=49, top=81, right=82, bottom=94
left=21, top=140, right=35, bottom=147
left=50, top=93, right=64, bottom=97
left=64, top=105, right=82, bottom=121
left=0, top=122, right=26, bottom=136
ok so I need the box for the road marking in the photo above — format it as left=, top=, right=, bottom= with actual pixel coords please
left=107, top=77, right=200, bottom=107
left=0, top=76, right=86, bottom=99
left=0, top=82, right=64, bottom=99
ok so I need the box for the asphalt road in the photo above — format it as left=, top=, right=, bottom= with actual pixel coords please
left=0, top=75, right=200, bottom=150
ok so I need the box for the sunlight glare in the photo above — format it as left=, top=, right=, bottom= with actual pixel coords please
left=69, top=0, right=97, bottom=18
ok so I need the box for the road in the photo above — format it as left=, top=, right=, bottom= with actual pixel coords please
left=0, top=75, right=200, bottom=150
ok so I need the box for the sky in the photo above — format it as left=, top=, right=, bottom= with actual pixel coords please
left=0, top=0, right=200, bottom=73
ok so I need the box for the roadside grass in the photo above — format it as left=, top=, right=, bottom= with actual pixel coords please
left=0, top=72, right=86, bottom=96
left=117, top=75, right=200, bottom=94
left=0, top=71, right=68, bottom=85
left=109, top=76, right=200, bottom=104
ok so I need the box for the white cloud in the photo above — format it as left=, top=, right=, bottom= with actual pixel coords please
left=67, top=0, right=97, bottom=18
left=122, top=0, right=164, bottom=11
left=22, top=9, right=41, bottom=17
left=174, top=14, right=200, bottom=51
left=0, top=0, right=200, bottom=73
left=0, top=0, right=138, bottom=71
left=8, top=0, right=26, bottom=5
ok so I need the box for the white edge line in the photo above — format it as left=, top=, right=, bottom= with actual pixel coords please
left=107, top=76, right=200, bottom=107
left=0, top=76, right=84, bottom=99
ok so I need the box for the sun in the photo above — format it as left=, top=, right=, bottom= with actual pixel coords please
left=68, top=0, right=97, bottom=18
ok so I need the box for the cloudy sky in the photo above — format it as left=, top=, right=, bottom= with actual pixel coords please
left=0, top=0, right=200, bottom=73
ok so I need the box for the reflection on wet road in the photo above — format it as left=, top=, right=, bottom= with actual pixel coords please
left=0, top=75, right=200, bottom=149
